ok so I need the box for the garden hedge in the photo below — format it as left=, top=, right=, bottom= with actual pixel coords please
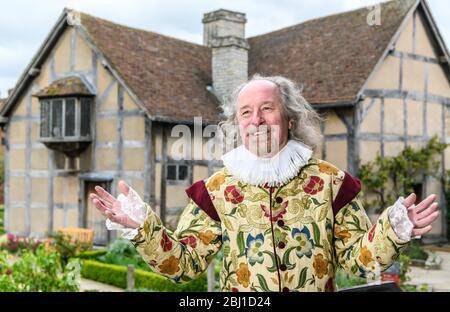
left=81, top=260, right=207, bottom=292
left=75, top=249, right=108, bottom=260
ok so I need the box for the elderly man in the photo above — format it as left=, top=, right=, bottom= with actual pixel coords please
left=90, top=75, right=439, bottom=292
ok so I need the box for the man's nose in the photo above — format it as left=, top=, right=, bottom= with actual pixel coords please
left=249, top=110, right=265, bottom=126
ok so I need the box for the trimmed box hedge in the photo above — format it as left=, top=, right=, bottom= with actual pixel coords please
left=75, top=249, right=108, bottom=260
left=81, top=260, right=207, bottom=292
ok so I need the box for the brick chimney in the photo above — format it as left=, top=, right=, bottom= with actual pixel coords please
left=202, top=9, right=249, bottom=102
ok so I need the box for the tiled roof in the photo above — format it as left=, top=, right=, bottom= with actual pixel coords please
left=69, top=0, right=415, bottom=124
left=0, top=98, right=6, bottom=111
left=79, top=12, right=221, bottom=123
left=33, top=76, right=94, bottom=98
left=248, top=0, right=416, bottom=105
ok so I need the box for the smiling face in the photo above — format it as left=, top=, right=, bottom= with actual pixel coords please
left=236, top=80, right=290, bottom=157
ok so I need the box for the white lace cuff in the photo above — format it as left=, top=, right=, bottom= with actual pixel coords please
left=388, top=197, right=414, bottom=241
left=105, top=186, right=148, bottom=240
left=105, top=219, right=141, bottom=240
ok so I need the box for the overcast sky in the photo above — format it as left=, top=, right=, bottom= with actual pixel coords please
left=1, top=0, right=449, bottom=97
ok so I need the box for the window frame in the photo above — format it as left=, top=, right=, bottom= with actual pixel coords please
left=166, top=163, right=190, bottom=184
left=39, top=97, right=92, bottom=142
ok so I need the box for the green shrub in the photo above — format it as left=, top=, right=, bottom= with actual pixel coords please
left=134, top=268, right=207, bottom=292
left=403, top=240, right=428, bottom=261
left=335, top=268, right=367, bottom=290
left=0, top=247, right=80, bottom=292
left=399, top=254, right=412, bottom=288
left=75, top=249, right=107, bottom=260
left=97, top=238, right=153, bottom=271
left=444, top=169, right=450, bottom=241
left=49, top=231, right=91, bottom=266
left=359, top=136, right=447, bottom=212
left=0, top=205, right=4, bottom=235
left=81, top=260, right=128, bottom=288
left=81, top=260, right=207, bottom=292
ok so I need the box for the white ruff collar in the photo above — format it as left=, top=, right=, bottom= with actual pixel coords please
left=221, top=140, right=313, bottom=187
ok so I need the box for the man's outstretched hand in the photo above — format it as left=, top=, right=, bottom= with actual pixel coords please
left=89, top=180, right=140, bottom=229
left=403, top=193, right=440, bottom=237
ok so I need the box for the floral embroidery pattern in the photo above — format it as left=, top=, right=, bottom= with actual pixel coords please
left=131, top=159, right=410, bottom=292
left=313, top=253, right=329, bottom=279
left=180, top=235, right=197, bottom=248
left=334, top=225, right=351, bottom=243
left=160, top=230, right=172, bottom=252
left=224, top=185, right=245, bottom=204
left=260, top=201, right=288, bottom=222
left=236, top=263, right=251, bottom=288
left=302, top=176, right=324, bottom=195
left=318, top=162, right=339, bottom=175
left=368, top=224, right=376, bottom=242
left=246, top=234, right=265, bottom=265
left=206, top=173, right=226, bottom=191
left=292, top=227, right=314, bottom=258
left=359, top=246, right=374, bottom=266
left=198, top=230, right=215, bottom=245
left=158, top=256, right=180, bottom=275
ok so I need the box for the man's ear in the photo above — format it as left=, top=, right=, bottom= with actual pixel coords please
left=288, top=120, right=294, bottom=129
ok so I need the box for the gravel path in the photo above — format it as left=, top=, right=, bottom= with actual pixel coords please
left=79, top=278, right=124, bottom=292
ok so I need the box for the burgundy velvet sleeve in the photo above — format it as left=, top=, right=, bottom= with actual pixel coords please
left=332, top=171, right=362, bottom=216
left=185, top=180, right=220, bottom=222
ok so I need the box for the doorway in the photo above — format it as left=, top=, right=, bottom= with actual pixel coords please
left=83, top=180, right=111, bottom=246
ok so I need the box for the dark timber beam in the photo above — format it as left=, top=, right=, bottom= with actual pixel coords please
left=144, top=119, right=156, bottom=207
left=334, top=108, right=357, bottom=175
left=362, top=89, right=450, bottom=105
left=160, top=127, right=168, bottom=223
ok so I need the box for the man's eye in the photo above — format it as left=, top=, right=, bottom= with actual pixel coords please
left=262, top=107, right=273, bottom=111
left=241, top=111, right=250, bottom=116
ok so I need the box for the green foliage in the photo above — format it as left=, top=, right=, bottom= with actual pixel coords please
left=0, top=152, right=4, bottom=185
left=397, top=254, right=430, bottom=292
left=444, top=169, right=450, bottom=241
left=75, top=249, right=108, bottom=260
left=403, top=240, right=428, bottom=261
left=81, top=260, right=207, bottom=291
left=0, top=246, right=80, bottom=292
left=0, top=205, right=4, bottom=235
left=97, top=238, right=152, bottom=271
left=416, top=283, right=431, bottom=292
left=81, top=260, right=127, bottom=288
left=335, top=268, right=366, bottom=290
left=358, top=136, right=448, bottom=211
left=48, top=231, right=91, bottom=266
left=214, top=249, right=223, bottom=290
left=398, top=254, right=411, bottom=287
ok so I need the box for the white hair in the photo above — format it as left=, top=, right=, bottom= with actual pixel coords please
left=219, top=74, right=323, bottom=152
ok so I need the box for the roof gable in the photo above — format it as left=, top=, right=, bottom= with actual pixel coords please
left=0, top=98, right=6, bottom=111
left=0, top=9, right=221, bottom=124
left=248, top=0, right=418, bottom=106
left=2, top=0, right=449, bottom=123
left=33, top=76, right=94, bottom=98
left=79, top=12, right=221, bottom=123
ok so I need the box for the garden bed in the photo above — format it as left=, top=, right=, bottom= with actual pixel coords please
left=80, top=259, right=207, bottom=291
left=74, top=238, right=208, bottom=292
